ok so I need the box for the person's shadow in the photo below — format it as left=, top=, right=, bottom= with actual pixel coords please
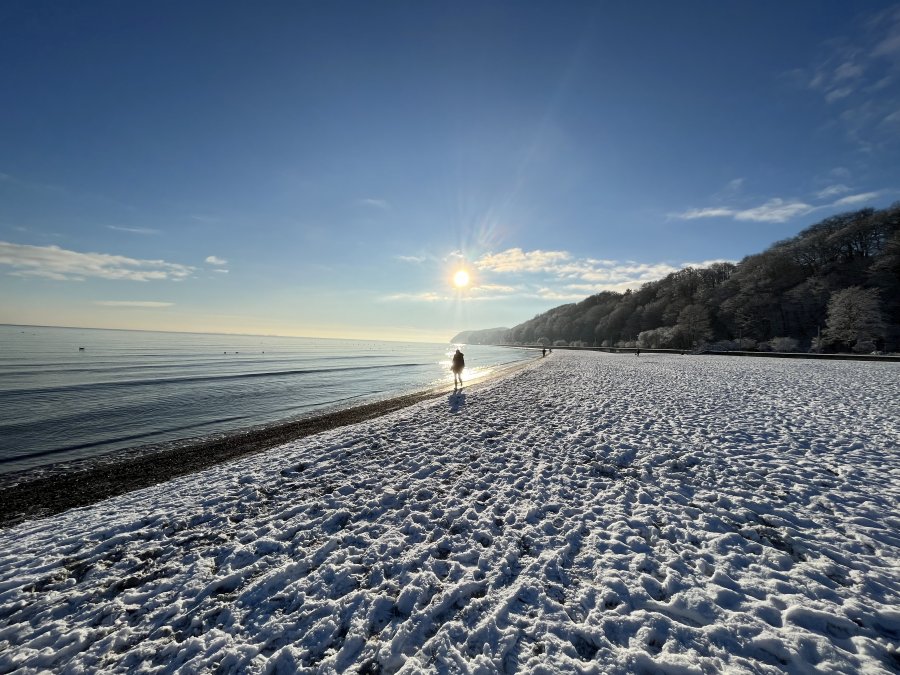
left=448, top=391, right=466, bottom=414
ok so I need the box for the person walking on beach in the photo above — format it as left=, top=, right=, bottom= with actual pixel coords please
left=451, top=349, right=465, bottom=389
left=542, top=348, right=546, bottom=358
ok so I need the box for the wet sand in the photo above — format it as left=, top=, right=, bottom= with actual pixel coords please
left=0, top=359, right=535, bottom=527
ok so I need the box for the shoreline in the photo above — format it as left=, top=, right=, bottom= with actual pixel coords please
left=0, top=357, right=537, bottom=527
left=2, top=350, right=896, bottom=673
left=500, top=343, right=900, bottom=362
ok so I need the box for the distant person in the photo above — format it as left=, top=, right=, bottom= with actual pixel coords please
left=542, top=348, right=546, bottom=357
left=635, top=348, right=640, bottom=356
left=451, top=349, right=465, bottom=389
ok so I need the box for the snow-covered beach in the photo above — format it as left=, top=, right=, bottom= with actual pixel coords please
left=1, top=351, right=898, bottom=673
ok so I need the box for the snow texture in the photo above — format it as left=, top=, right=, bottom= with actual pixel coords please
left=1, top=352, right=898, bottom=674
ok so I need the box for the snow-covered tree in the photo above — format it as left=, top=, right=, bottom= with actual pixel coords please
left=638, top=326, right=675, bottom=349
left=769, top=336, right=799, bottom=352
left=824, top=287, right=884, bottom=351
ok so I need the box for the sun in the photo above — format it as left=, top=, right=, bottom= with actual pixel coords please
left=453, top=269, right=470, bottom=288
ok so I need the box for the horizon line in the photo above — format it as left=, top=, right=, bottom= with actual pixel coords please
left=0, top=322, right=458, bottom=346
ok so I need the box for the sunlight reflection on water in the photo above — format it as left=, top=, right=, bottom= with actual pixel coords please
left=0, top=325, right=532, bottom=473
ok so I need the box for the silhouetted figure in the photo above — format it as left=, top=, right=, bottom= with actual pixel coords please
left=542, top=348, right=546, bottom=357
left=635, top=348, right=640, bottom=356
left=451, top=349, right=465, bottom=389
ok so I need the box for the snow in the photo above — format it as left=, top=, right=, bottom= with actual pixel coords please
left=1, top=351, right=898, bottom=674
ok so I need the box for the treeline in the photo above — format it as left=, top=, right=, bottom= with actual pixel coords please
left=458, top=205, right=900, bottom=353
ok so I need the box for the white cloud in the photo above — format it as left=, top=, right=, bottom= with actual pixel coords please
left=733, top=199, right=816, bottom=223
left=671, top=200, right=816, bottom=223
left=359, top=198, right=390, bottom=209
left=212, top=269, right=229, bottom=274
left=107, top=225, right=161, bottom=235
left=94, top=301, right=174, bottom=308
left=704, top=178, right=745, bottom=203
left=796, top=7, right=900, bottom=150
left=472, top=248, right=736, bottom=296
left=205, top=255, right=227, bottom=265
left=672, top=186, right=887, bottom=226
left=830, top=166, right=852, bottom=180
left=383, top=292, right=447, bottom=302
left=384, top=284, right=523, bottom=303
left=534, top=287, right=587, bottom=301
left=0, top=241, right=195, bottom=281
left=672, top=207, right=736, bottom=220
left=475, top=248, right=571, bottom=273
left=833, top=191, right=880, bottom=205
left=816, top=184, right=852, bottom=199
left=825, top=86, right=855, bottom=103
left=833, top=61, right=864, bottom=81
left=396, top=255, right=427, bottom=263
left=472, top=283, right=518, bottom=294
left=384, top=245, right=741, bottom=306
left=873, top=27, right=900, bottom=57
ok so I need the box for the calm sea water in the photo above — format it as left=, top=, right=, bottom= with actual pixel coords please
left=0, top=325, right=531, bottom=474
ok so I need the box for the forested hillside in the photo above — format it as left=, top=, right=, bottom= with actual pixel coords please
left=458, top=205, right=900, bottom=353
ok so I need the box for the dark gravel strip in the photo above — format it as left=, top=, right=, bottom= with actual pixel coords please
left=0, top=387, right=448, bottom=528
left=0, top=357, right=538, bottom=528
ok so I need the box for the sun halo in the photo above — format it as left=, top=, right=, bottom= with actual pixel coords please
left=453, top=269, right=470, bottom=288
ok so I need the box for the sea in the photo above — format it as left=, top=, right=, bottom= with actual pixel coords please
left=0, top=325, right=532, bottom=476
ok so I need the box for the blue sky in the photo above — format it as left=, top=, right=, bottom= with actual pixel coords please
left=1, top=1, right=899, bottom=342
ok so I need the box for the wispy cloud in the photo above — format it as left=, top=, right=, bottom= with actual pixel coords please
left=475, top=248, right=571, bottom=273
left=816, top=184, right=852, bottom=199
left=205, top=255, right=227, bottom=265
left=359, top=198, right=390, bottom=209
left=383, top=291, right=446, bottom=302
left=384, top=247, right=735, bottom=304
left=672, top=189, right=887, bottom=224
left=671, top=199, right=815, bottom=223
left=94, top=301, right=174, bottom=308
left=0, top=241, right=195, bottom=281
left=834, top=191, right=880, bottom=205
left=472, top=283, right=518, bottom=294
left=872, top=5, right=900, bottom=57
left=534, top=287, right=590, bottom=301
left=676, top=207, right=738, bottom=220
left=395, top=254, right=427, bottom=263
left=733, top=199, right=817, bottom=223
left=107, top=225, right=161, bottom=235
left=475, top=249, right=733, bottom=292
left=791, top=5, right=900, bottom=151
left=825, top=86, right=855, bottom=103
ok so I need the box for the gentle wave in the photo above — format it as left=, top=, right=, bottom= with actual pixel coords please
left=0, top=362, right=427, bottom=397
left=0, top=325, right=532, bottom=474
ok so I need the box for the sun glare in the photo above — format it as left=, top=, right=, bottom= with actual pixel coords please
left=453, top=270, right=470, bottom=288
